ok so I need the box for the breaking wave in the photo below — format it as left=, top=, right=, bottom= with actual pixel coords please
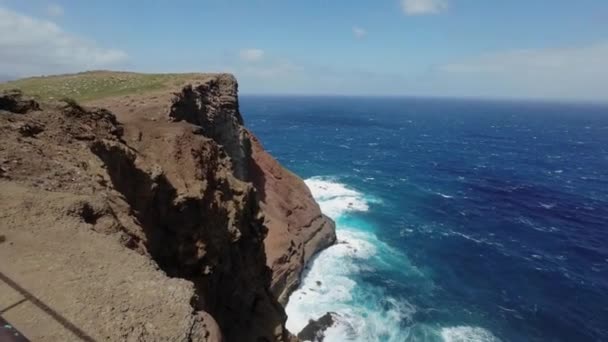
left=286, top=177, right=498, bottom=342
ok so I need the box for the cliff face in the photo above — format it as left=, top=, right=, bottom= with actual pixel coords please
left=249, top=134, right=336, bottom=305
left=168, top=78, right=251, bottom=181
left=0, top=75, right=334, bottom=341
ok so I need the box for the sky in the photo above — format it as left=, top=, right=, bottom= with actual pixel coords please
left=1, top=0, right=607, bottom=101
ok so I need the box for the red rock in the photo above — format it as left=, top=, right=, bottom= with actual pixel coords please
left=249, top=133, right=336, bottom=305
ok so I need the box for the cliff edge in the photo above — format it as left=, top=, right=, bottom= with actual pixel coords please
left=0, top=72, right=335, bottom=341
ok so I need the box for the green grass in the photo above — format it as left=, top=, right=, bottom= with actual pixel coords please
left=0, top=71, right=206, bottom=102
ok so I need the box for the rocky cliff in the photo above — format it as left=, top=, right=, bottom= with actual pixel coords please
left=249, top=135, right=335, bottom=305
left=0, top=73, right=335, bottom=341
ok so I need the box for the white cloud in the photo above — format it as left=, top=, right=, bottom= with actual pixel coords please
left=352, top=26, right=367, bottom=39
left=239, top=48, right=265, bottom=62
left=46, top=3, right=64, bottom=17
left=401, top=0, right=448, bottom=15
left=0, top=7, right=128, bottom=77
left=430, top=42, right=608, bottom=101
left=439, top=44, right=608, bottom=74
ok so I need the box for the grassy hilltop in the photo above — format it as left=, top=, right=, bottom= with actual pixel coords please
left=0, top=71, right=205, bottom=102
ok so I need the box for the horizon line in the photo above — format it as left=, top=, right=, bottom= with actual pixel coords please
left=239, top=93, right=608, bottom=107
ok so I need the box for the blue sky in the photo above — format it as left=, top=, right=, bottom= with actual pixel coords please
left=1, top=0, right=607, bottom=101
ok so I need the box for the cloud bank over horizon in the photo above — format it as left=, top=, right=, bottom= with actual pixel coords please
left=0, top=1, right=606, bottom=102
left=0, top=6, right=128, bottom=78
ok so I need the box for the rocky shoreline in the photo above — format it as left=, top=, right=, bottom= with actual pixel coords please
left=0, top=73, right=335, bottom=341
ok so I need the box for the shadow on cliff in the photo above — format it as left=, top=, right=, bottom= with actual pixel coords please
left=90, top=139, right=286, bottom=342
left=90, top=141, right=181, bottom=274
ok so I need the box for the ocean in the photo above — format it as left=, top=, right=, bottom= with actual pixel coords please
left=240, top=95, right=608, bottom=342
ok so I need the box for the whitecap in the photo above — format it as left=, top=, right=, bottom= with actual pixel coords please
left=285, top=229, right=379, bottom=334
left=287, top=177, right=418, bottom=341
left=305, top=177, right=370, bottom=218
left=539, top=202, right=556, bottom=209
left=441, top=326, right=502, bottom=342
left=400, top=228, right=414, bottom=237
left=448, top=230, right=503, bottom=248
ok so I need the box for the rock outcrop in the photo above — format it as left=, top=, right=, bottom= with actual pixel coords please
left=0, top=89, right=40, bottom=114
left=0, top=73, right=335, bottom=341
left=297, top=312, right=339, bottom=342
left=168, top=76, right=251, bottom=181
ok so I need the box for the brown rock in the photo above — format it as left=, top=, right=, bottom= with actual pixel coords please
left=0, top=89, right=40, bottom=114
left=249, top=134, right=336, bottom=305
left=167, top=74, right=251, bottom=181
left=89, top=76, right=293, bottom=341
left=17, top=122, right=44, bottom=137
left=0, top=74, right=335, bottom=341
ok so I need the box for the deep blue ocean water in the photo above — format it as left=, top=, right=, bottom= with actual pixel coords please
left=240, top=96, right=608, bottom=342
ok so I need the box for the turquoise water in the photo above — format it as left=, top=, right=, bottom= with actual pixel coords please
left=241, top=96, right=608, bottom=342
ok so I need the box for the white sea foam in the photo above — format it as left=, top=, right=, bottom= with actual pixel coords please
left=285, top=228, right=379, bottom=334
left=289, top=177, right=499, bottom=342
left=305, top=177, right=370, bottom=218
left=441, top=326, right=502, bottom=342
left=287, top=177, right=417, bottom=341
left=539, top=202, right=556, bottom=209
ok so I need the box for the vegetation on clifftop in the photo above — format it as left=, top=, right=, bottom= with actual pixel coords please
left=0, top=71, right=209, bottom=102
